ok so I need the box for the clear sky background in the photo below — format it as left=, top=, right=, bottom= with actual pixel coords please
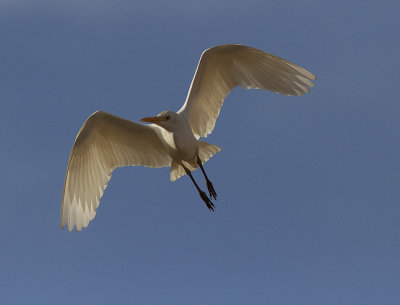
left=1, top=0, right=399, bottom=304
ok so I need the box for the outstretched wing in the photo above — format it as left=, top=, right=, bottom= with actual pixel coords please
left=178, top=44, right=317, bottom=138
left=61, top=111, right=171, bottom=231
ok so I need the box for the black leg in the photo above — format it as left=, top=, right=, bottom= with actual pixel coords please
left=197, top=155, right=217, bottom=200
left=182, top=164, right=215, bottom=211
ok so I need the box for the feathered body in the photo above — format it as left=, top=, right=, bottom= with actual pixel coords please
left=61, top=44, right=316, bottom=231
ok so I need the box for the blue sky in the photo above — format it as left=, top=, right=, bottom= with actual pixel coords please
left=1, top=0, right=399, bottom=304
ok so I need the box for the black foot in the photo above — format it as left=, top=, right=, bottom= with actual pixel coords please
left=206, top=179, right=217, bottom=200
left=199, top=190, right=215, bottom=211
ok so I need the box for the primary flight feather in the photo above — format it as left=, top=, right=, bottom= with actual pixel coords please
left=61, top=44, right=317, bottom=231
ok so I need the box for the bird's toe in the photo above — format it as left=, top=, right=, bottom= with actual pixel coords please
left=199, top=190, right=215, bottom=211
left=206, top=180, right=217, bottom=200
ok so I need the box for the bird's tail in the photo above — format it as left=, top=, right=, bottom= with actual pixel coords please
left=170, top=141, right=221, bottom=182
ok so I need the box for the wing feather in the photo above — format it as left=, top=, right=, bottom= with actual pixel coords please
left=61, top=111, right=171, bottom=231
left=178, top=44, right=317, bottom=138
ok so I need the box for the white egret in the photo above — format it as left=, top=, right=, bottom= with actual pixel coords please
left=61, top=44, right=317, bottom=231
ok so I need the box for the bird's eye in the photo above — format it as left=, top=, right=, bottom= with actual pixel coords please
left=165, top=115, right=171, bottom=121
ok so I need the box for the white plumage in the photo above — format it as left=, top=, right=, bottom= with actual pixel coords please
left=61, top=44, right=317, bottom=231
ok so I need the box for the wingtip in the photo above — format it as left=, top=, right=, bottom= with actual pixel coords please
left=60, top=223, right=76, bottom=232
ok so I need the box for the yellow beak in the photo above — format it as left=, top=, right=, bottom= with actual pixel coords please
left=140, top=116, right=163, bottom=123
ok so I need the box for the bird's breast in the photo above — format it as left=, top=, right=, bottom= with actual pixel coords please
left=160, top=127, right=198, bottom=163
left=174, top=132, right=198, bottom=161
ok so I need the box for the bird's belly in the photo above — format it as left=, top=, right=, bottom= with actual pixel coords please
left=169, top=132, right=198, bottom=163
left=160, top=129, right=197, bottom=163
left=174, top=140, right=197, bottom=163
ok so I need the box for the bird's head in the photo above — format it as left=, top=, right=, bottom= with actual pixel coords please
left=140, top=111, right=179, bottom=131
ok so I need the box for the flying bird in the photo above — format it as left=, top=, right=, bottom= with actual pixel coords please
left=61, top=44, right=317, bottom=231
